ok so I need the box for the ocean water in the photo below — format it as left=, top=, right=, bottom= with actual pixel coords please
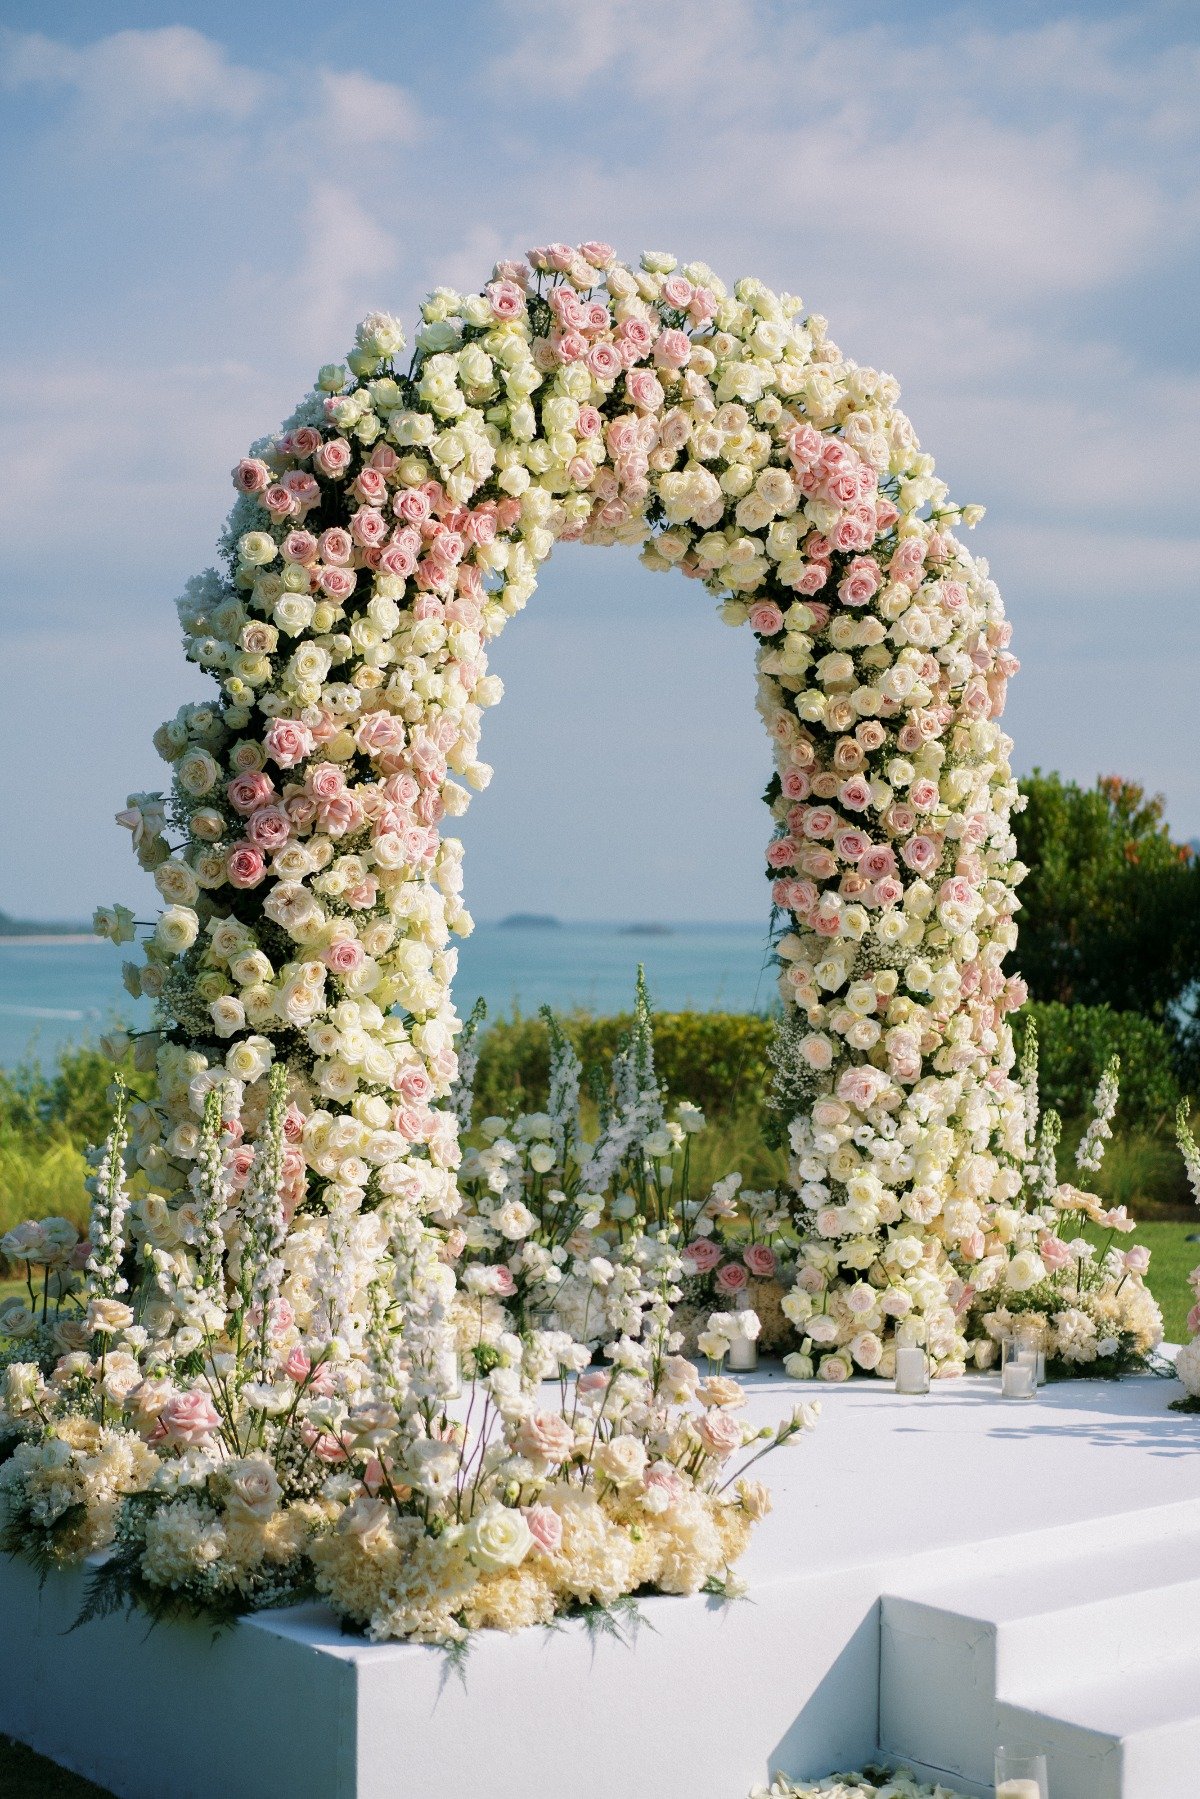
left=0, top=923, right=777, bottom=1070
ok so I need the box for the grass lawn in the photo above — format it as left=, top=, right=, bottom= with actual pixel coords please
left=1132, top=1219, right=1198, bottom=1344
left=0, top=1736, right=112, bottom=1797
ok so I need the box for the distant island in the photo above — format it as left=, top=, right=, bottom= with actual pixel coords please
left=619, top=923, right=674, bottom=936
left=0, top=907, right=91, bottom=939
left=498, top=913, right=562, bottom=929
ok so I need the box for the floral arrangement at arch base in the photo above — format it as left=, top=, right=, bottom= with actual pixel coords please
left=1170, top=1103, right=1200, bottom=1408
left=0, top=235, right=1162, bottom=1645
left=751, top=1769, right=971, bottom=1799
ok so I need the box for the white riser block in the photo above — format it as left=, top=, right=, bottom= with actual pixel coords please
left=879, top=1596, right=997, bottom=1785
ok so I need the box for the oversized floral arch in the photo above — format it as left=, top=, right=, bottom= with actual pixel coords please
left=117, top=238, right=1024, bottom=1378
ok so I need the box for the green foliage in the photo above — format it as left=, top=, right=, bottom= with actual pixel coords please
left=0, top=1043, right=152, bottom=1145
left=1012, top=1003, right=1180, bottom=1132
left=1013, top=771, right=1200, bottom=1064
left=472, top=1009, right=775, bottom=1122
left=0, top=1045, right=153, bottom=1239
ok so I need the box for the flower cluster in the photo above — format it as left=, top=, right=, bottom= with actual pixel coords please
left=751, top=1771, right=971, bottom=1799
left=85, top=239, right=1023, bottom=1394
left=962, top=1034, right=1161, bottom=1375
left=1172, top=1102, right=1200, bottom=1404
left=2, top=988, right=813, bottom=1643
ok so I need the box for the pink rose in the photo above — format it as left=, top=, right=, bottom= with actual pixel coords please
left=323, top=938, right=365, bottom=977
left=263, top=483, right=296, bottom=518
left=516, top=1412, right=575, bottom=1464
left=162, top=1388, right=220, bottom=1446
left=838, top=558, right=881, bottom=607
left=1039, top=1232, right=1074, bottom=1273
left=836, top=1065, right=889, bottom=1111
left=314, top=438, right=352, bottom=480
left=684, top=1238, right=722, bottom=1274
left=643, top=1460, right=686, bottom=1507
left=749, top=601, right=785, bottom=636
left=744, top=1245, right=778, bottom=1279
left=234, top=458, right=271, bottom=494
left=697, top=1409, right=743, bottom=1458
left=350, top=506, right=389, bottom=548
left=353, top=467, right=388, bottom=507
left=524, top=1504, right=563, bottom=1554
left=356, top=711, right=406, bottom=758
left=283, top=1346, right=312, bottom=1383
left=246, top=805, right=290, bottom=851
left=318, top=527, right=353, bottom=566
left=900, top=834, right=939, bottom=874
left=307, top=763, right=346, bottom=801
left=803, top=806, right=837, bottom=839
left=1123, top=1246, right=1151, bottom=1276
left=486, top=280, right=525, bottom=319
left=653, top=328, right=692, bottom=370
left=715, top=1262, right=750, bottom=1295
left=838, top=776, right=872, bottom=813
left=227, top=843, right=266, bottom=889
left=319, top=565, right=357, bottom=600
left=587, top=341, right=623, bottom=381
left=264, top=717, right=313, bottom=770
left=282, top=530, right=318, bottom=566
left=910, top=779, right=940, bottom=811
left=227, top=771, right=275, bottom=816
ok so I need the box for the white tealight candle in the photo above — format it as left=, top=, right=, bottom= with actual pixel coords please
left=1001, top=1361, right=1036, bottom=1399
left=894, top=1344, right=929, bottom=1394
left=996, top=1781, right=1043, bottom=1799
left=727, top=1334, right=758, bottom=1371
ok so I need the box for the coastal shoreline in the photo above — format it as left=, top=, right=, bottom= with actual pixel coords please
left=0, top=935, right=97, bottom=946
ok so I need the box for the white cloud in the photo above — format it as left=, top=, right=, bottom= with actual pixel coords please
left=318, top=69, right=422, bottom=146
left=1, top=26, right=263, bottom=131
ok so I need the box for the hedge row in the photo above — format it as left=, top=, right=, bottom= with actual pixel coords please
left=472, top=1001, right=1183, bottom=1131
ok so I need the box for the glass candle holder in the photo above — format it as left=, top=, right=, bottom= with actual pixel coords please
left=995, top=1745, right=1048, bottom=1797
left=1000, top=1336, right=1038, bottom=1400
left=1015, top=1315, right=1048, bottom=1385
left=894, top=1341, right=929, bottom=1394
left=727, top=1301, right=758, bottom=1371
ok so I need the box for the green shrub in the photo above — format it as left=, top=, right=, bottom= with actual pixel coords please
left=472, top=1010, right=776, bottom=1121
left=1013, top=1002, right=1180, bottom=1132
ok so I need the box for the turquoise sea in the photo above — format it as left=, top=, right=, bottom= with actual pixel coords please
left=0, top=923, right=777, bottom=1071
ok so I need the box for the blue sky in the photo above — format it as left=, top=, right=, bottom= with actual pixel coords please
left=0, top=0, right=1197, bottom=924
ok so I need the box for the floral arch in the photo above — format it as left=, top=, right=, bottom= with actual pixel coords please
left=118, top=238, right=1023, bottom=1374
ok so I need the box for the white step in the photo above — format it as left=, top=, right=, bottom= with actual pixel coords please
left=880, top=1517, right=1200, bottom=1796
left=1000, top=1652, right=1200, bottom=1799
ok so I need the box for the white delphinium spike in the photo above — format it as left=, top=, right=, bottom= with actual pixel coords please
left=1179, top=1101, right=1200, bottom=1206
left=193, top=1082, right=236, bottom=1302
left=1032, top=1107, right=1061, bottom=1204
left=542, top=1006, right=583, bottom=1165
left=1019, top=1018, right=1040, bottom=1166
left=1076, top=1054, right=1120, bottom=1175
left=448, top=996, right=486, bottom=1131
left=85, top=1078, right=131, bottom=1298
left=241, top=1064, right=289, bottom=1376
left=580, top=969, right=665, bottom=1195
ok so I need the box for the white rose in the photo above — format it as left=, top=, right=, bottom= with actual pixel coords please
left=468, top=1502, right=533, bottom=1572
left=156, top=906, right=200, bottom=955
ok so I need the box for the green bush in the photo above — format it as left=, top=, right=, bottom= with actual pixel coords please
left=1013, top=1002, right=1180, bottom=1132
left=472, top=1010, right=775, bottom=1121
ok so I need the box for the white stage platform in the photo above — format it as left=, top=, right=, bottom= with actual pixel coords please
left=4, top=1368, right=1200, bottom=1799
